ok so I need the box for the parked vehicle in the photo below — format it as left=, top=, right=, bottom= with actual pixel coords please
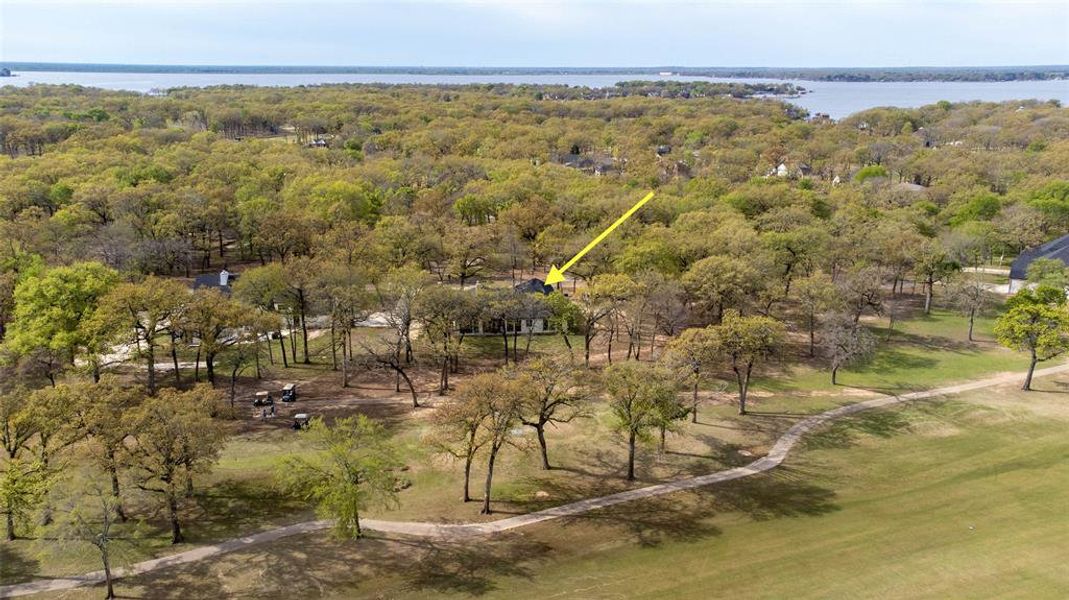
left=281, top=383, right=297, bottom=402
left=253, top=391, right=273, bottom=406
left=292, top=413, right=311, bottom=430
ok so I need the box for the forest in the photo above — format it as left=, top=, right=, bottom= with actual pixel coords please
left=2, top=81, right=1069, bottom=597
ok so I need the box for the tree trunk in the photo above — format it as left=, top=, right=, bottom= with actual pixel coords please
left=500, top=329, right=509, bottom=366
left=277, top=331, right=289, bottom=368
left=735, top=366, right=750, bottom=415
left=626, top=430, right=637, bottom=481
left=146, top=341, right=157, bottom=395
left=229, top=366, right=239, bottom=409
left=967, top=310, right=976, bottom=342
left=462, top=452, right=474, bottom=502
left=301, top=310, right=310, bottom=364
left=691, top=376, right=700, bottom=423
left=396, top=367, right=419, bottom=407
left=1023, top=353, right=1038, bottom=391
left=206, top=353, right=216, bottom=385
left=832, top=366, right=839, bottom=385
left=924, top=277, right=934, bottom=314
left=171, top=335, right=181, bottom=384
left=108, top=462, right=127, bottom=522
left=168, top=494, right=183, bottom=544
left=330, top=322, right=338, bottom=371
left=481, top=448, right=499, bottom=514
left=102, top=548, right=115, bottom=599
left=5, top=502, right=14, bottom=540
left=536, top=424, right=551, bottom=470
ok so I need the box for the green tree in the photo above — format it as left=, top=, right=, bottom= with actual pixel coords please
left=994, top=288, right=1069, bottom=391
left=5, top=262, right=119, bottom=380
left=93, top=277, right=190, bottom=394
left=603, top=362, right=678, bottom=481
left=278, top=415, right=402, bottom=538
left=125, top=386, right=225, bottom=543
left=710, top=310, right=786, bottom=415
left=663, top=327, right=719, bottom=423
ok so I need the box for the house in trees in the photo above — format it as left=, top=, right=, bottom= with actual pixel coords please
left=557, top=151, right=617, bottom=176
left=193, top=269, right=239, bottom=296
left=462, top=279, right=555, bottom=335
left=1009, top=234, right=1069, bottom=292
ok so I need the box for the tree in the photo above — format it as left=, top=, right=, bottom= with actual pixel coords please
left=544, top=290, right=581, bottom=356
left=793, top=271, right=842, bottom=357
left=125, top=386, right=225, bottom=543
left=232, top=264, right=291, bottom=369
left=358, top=334, right=420, bottom=407
left=603, top=362, right=678, bottom=481
left=1025, top=257, right=1069, bottom=289
left=947, top=273, right=993, bottom=341
left=70, top=378, right=142, bottom=522
left=913, top=240, right=960, bottom=314
left=0, top=385, right=43, bottom=540
left=415, top=285, right=478, bottom=394
left=93, top=277, right=190, bottom=394
left=4, top=262, right=119, bottom=381
left=682, top=255, right=762, bottom=323
left=838, top=266, right=884, bottom=324
left=44, top=482, right=132, bottom=599
left=179, top=289, right=260, bottom=386
left=517, top=356, right=588, bottom=470
left=431, top=387, right=489, bottom=503
left=822, top=314, right=877, bottom=385
left=278, top=416, right=402, bottom=539
left=663, top=327, right=719, bottom=423
left=710, top=310, right=785, bottom=415
left=454, top=371, right=528, bottom=514
left=994, top=287, right=1069, bottom=391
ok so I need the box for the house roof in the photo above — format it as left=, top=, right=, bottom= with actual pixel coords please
left=514, top=278, right=554, bottom=295
left=1010, top=234, right=1069, bottom=280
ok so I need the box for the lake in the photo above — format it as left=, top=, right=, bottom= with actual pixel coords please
left=2, top=71, right=1067, bottom=119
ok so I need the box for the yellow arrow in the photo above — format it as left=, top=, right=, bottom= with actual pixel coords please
left=545, top=191, right=655, bottom=285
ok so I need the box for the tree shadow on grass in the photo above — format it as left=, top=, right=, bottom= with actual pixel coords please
left=111, top=530, right=548, bottom=599
left=0, top=543, right=40, bottom=586
left=708, top=467, right=840, bottom=522
left=183, top=479, right=309, bottom=544
left=803, top=408, right=913, bottom=451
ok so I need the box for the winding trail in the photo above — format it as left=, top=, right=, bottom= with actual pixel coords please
left=3, top=363, right=1065, bottom=598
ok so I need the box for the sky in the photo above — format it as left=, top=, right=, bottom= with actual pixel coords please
left=1, top=0, right=1067, bottom=68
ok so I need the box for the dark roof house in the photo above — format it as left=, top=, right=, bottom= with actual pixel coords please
left=1009, top=234, right=1069, bottom=280
left=514, top=278, right=554, bottom=295
left=193, top=269, right=239, bottom=295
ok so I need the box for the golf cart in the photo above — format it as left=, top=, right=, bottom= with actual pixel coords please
left=281, top=383, right=297, bottom=403
left=253, top=391, right=273, bottom=406
left=292, top=413, right=311, bottom=430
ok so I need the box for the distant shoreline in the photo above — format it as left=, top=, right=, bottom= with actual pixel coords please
left=2, top=62, right=1068, bottom=83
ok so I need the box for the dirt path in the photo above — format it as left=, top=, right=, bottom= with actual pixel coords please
left=3, top=364, right=1064, bottom=598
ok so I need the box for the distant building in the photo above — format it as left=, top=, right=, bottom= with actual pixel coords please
left=557, top=152, right=617, bottom=176
left=1009, top=234, right=1069, bottom=292
left=461, top=279, right=555, bottom=335
left=193, top=269, right=239, bottom=296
